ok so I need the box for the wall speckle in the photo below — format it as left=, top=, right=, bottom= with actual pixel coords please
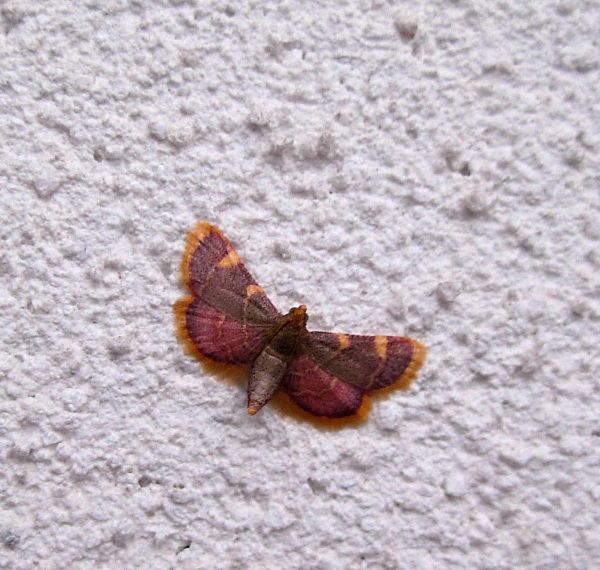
left=1, top=1, right=599, bottom=569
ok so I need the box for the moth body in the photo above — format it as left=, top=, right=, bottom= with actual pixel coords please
left=247, top=346, right=287, bottom=415
left=247, top=305, right=308, bottom=415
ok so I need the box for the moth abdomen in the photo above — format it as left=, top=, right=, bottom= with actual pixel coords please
left=247, top=345, right=288, bottom=415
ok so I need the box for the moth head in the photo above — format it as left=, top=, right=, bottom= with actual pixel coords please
left=288, top=304, right=308, bottom=327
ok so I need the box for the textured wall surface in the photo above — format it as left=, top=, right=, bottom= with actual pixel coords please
left=1, top=1, right=599, bottom=569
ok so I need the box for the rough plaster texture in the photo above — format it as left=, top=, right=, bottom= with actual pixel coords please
left=1, top=1, right=599, bottom=569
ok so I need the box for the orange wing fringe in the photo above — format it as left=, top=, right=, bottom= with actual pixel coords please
left=271, top=390, right=372, bottom=430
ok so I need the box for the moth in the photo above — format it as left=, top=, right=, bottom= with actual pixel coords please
left=175, top=222, right=426, bottom=419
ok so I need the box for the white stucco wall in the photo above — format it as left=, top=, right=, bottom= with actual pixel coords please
left=1, top=1, right=599, bottom=568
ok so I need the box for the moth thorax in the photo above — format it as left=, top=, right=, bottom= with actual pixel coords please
left=271, top=331, right=297, bottom=357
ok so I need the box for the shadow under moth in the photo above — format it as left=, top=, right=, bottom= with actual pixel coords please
left=175, top=221, right=426, bottom=420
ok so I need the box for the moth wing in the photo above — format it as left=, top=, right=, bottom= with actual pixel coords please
left=181, top=221, right=280, bottom=324
left=281, top=333, right=425, bottom=418
left=282, top=353, right=366, bottom=418
left=176, top=221, right=281, bottom=364
left=175, top=297, right=276, bottom=364
left=304, top=331, right=426, bottom=392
